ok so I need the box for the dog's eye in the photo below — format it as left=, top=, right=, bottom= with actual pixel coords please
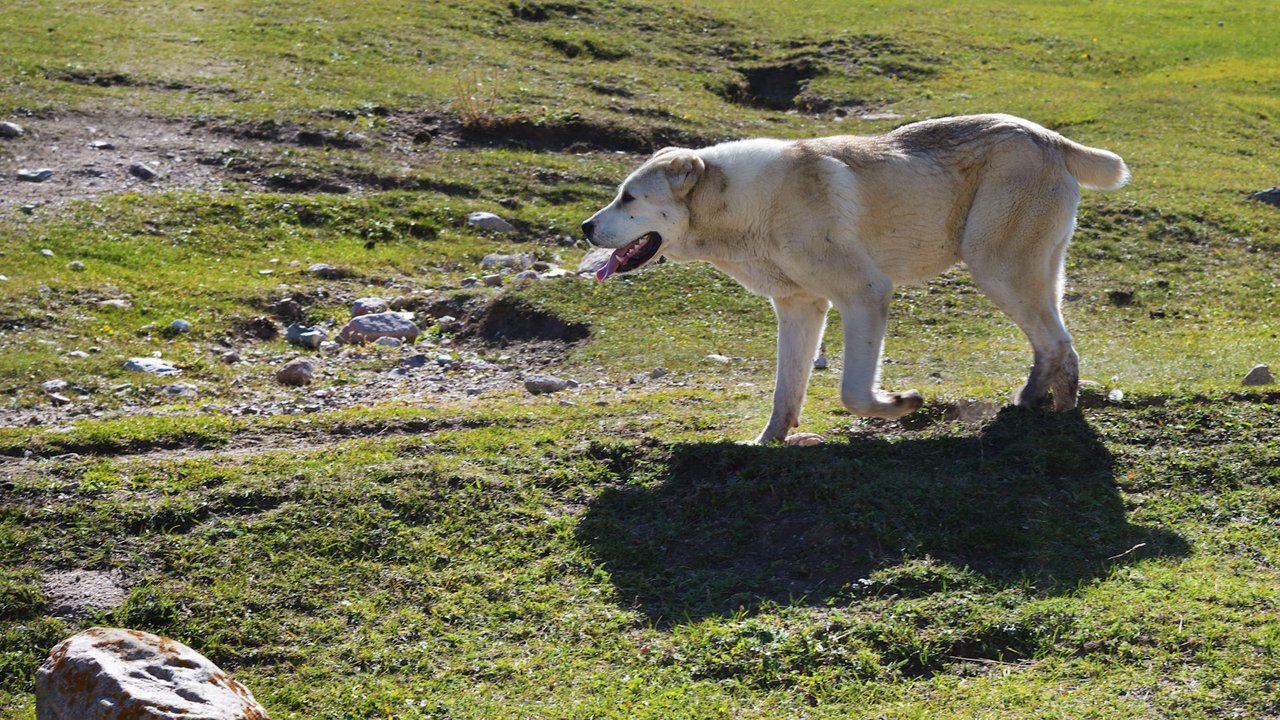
left=620, top=192, right=635, bottom=204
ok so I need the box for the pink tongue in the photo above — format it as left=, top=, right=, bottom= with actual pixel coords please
left=595, top=250, right=624, bottom=282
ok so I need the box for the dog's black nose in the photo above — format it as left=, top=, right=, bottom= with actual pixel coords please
left=581, top=219, right=596, bottom=241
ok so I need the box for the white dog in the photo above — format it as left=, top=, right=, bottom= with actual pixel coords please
left=582, top=114, right=1129, bottom=443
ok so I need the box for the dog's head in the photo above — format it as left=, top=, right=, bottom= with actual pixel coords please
left=581, top=147, right=704, bottom=281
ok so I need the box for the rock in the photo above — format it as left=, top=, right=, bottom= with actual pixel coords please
left=275, top=357, right=315, bottom=386
left=127, top=163, right=158, bottom=181
left=162, top=382, right=198, bottom=398
left=319, top=340, right=339, bottom=353
left=650, top=367, right=668, bottom=379
left=1243, top=364, right=1274, bottom=386
left=336, top=312, right=420, bottom=344
left=1250, top=188, right=1280, bottom=208
left=269, top=298, right=303, bottom=321
left=512, top=270, right=541, bottom=283
left=0, top=120, right=24, bottom=137
left=66, top=350, right=89, bottom=359
left=48, top=393, right=73, bottom=406
left=525, top=374, right=569, bottom=395
left=784, top=432, right=826, bottom=447
left=41, top=248, right=55, bottom=257
left=18, top=168, right=55, bottom=183
left=401, top=353, right=429, bottom=369
left=388, top=296, right=413, bottom=311
left=307, top=262, right=345, bottom=279
left=89, top=140, right=115, bottom=150
left=706, top=354, right=733, bottom=364
left=461, top=277, right=481, bottom=288
left=352, top=297, right=388, bottom=316
left=42, top=379, right=70, bottom=393
left=221, top=351, right=240, bottom=364
left=285, top=323, right=327, bottom=349
left=577, top=247, right=614, bottom=274
left=467, top=211, right=517, bottom=233
left=66, top=261, right=86, bottom=272
left=481, top=253, right=533, bottom=271
left=169, top=319, right=192, bottom=333
left=123, top=358, right=180, bottom=376
left=96, top=298, right=132, bottom=310
left=814, top=343, right=829, bottom=370
left=373, top=336, right=403, bottom=348
left=35, top=627, right=270, bottom=720
left=542, top=268, right=574, bottom=279
left=481, top=273, right=504, bottom=287
left=858, top=111, right=904, bottom=121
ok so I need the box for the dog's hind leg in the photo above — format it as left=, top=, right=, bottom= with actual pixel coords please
left=756, top=294, right=830, bottom=443
left=962, top=171, right=1081, bottom=410
left=834, top=276, right=924, bottom=420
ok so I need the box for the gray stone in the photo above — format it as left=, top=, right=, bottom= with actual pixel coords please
left=123, top=357, right=180, bottom=376
left=41, top=248, right=55, bottom=257
left=127, top=163, right=158, bottom=181
left=275, top=357, right=315, bottom=386
left=467, top=211, right=517, bottom=233
left=18, top=168, right=54, bottom=183
left=577, top=247, right=614, bottom=274
left=66, top=350, right=89, bottom=359
left=400, top=353, right=429, bottom=369
left=1250, top=188, right=1280, bottom=208
left=0, top=121, right=24, bottom=138
left=97, top=299, right=132, bottom=310
left=47, top=393, right=73, bottom=406
left=336, top=311, right=420, bottom=344
left=481, top=273, right=503, bottom=287
left=705, top=354, right=733, bottom=364
left=66, top=261, right=86, bottom=272
left=89, top=140, right=115, bottom=150
left=513, top=269, right=541, bottom=283
left=307, top=262, right=344, bottom=279
left=525, top=374, right=570, bottom=395
left=650, top=367, right=668, bottom=379
left=813, top=342, right=829, bottom=370
left=1243, top=364, right=1274, bottom=386
left=222, top=351, right=240, bottom=364
left=373, top=336, right=403, bottom=348
left=169, top=319, right=192, bottom=333
left=162, top=382, right=199, bottom=398
left=480, top=253, right=532, bottom=270
left=35, top=627, right=270, bottom=720
left=352, top=297, right=388, bottom=316
left=461, top=277, right=481, bottom=288
left=285, top=323, right=327, bottom=349
left=42, top=379, right=69, bottom=393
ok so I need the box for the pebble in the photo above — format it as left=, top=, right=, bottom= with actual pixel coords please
left=482, top=273, right=504, bottom=287
left=336, top=311, right=421, bottom=344
left=170, top=318, right=192, bottom=333
left=66, top=350, right=89, bottom=359
left=352, top=297, right=389, bottom=316
left=467, top=211, right=517, bottom=233
left=97, top=298, right=132, bottom=310
left=123, top=357, right=181, bottom=376
left=650, top=367, right=668, bottom=379
left=89, top=140, right=115, bottom=150
left=66, top=260, right=86, bottom=272
left=525, top=374, right=570, bottom=395
left=128, top=163, right=158, bottom=180
left=285, top=323, right=327, bottom=349
left=40, top=248, right=55, bottom=257
left=1243, top=364, right=1274, bottom=386
left=221, top=351, right=240, bottom=364
left=163, top=382, right=199, bottom=398
left=373, top=336, right=403, bottom=348
left=513, top=269, right=541, bottom=283
left=481, top=253, right=532, bottom=270
left=42, top=379, right=70, bottom=393
left=307, top=262, right=344, bottom=279
left=461, top=277, right=481, bottom=288
left=401, top=354, right=429, bottom=369
left=47, top=393, right=73, bottom=406
left=275, top=357, right=315, bottom=386
left=706, top=354, right=733, bottom=364
left=814, top=343, right=829, bottom=370
left=0, top=120, right=24, bottom=137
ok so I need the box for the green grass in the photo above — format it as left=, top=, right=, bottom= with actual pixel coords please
left=2, top=0, right=1279, bottom=718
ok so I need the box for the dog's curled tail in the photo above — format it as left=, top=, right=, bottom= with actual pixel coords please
left=1063, top=141, right=1130, bottom=191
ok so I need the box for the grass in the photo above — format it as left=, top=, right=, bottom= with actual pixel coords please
left=2, top=0, right=1279, bottom=718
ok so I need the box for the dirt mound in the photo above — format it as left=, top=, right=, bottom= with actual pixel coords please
left=428, top=295, right=591, bottom=346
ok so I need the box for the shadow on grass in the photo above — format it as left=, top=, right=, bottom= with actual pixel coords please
left=577, top=407, right=1188, bottom=626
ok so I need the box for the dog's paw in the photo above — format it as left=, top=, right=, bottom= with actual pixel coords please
left=783, top=432, right=825, bottom=447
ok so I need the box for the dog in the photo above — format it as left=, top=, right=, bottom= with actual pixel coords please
left=582, top=114, right=1129, bottom=443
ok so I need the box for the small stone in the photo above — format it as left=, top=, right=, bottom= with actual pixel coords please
left=650, top=367, right=668, bottom=379
left=1250, top=188, right=1280, bottom=208
left=435, top=353, right=454, bottom=365
left=319, top=340, right=339, bottom=353
left=482, top=273, right=504, bottom=287
left=373, top=336, right=403, bottom=348
left=480, top=253, right=533, bottom=270
left=813, top=342, right=829, bottom=370
left=0, top=120, right=24, bottom=138
left=784, top=432, right=826, bottom=447
left=285, top=323, right=327, bottom=349
left=41, top=379, right=69, bottom=393
left=461, top=277, right=481, bottom=288
left=169, top=318, right=192, bottom=333
left=66, top=350, right=89, bottom=359
left=513, top=269, right=541, bottom=283
left=1243, top=364, right=1274, bottom=386
left=123, top=357, right=181, bottom=376
left=66, top=260, right=86, bottom=272
left=307, top=262, right=344, bottom=279
left=467, top=211, right=517, bottom=233
left=352, top=297, right=388, bottom=316
left=400, top=353, right=429, bottom=369
left=1107, top=388, right=1125, bottom=402
left=35, top=627, right=270, bottom=720
left=222, top=351, right=240, bottom=364
left=336, top=311, right=420, bottom=344
left=706, top=354, right=733, bottom=364
left=269, top=297, right=303, bottom=321
left=89, top=140, right=115, bottom=150
left=162, top=382, right=199, bottom=398
left=97, top=298, right=131, bottom=310
left=525, top=374, right=569, bottom=395
left=41, top=248, right=55, bottom=257
left=276, top=357, right=315, bottom=386
left=388, top=295, right=412, bottom=311
left=17, top=168, right=53, bottom=183
left=128, top=163, right=158, bottom=180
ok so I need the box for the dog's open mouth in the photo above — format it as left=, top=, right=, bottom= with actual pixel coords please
left=596, top=232, right=662, bottom=281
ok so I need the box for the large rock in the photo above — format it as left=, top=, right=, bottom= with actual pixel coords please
left=336, top=312, right=420, bottom=344
left=275, top=357, right=315, bottom=386
left=0, top=120, right=24, bottom=138
left=1250, top=188, right=1280, bottom=208
left=1243, top=364, right=1274, bottom=386
left=35, top=626, right=269, bottom=720
left=467, top=212, right=517, bottom=233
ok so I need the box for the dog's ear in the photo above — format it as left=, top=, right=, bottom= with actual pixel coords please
left=661, top=151, right=705, bottom=197
left=650, top=146, right=685, bottom=159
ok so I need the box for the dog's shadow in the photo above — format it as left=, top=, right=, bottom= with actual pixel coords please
left=576, top=407, right=1187, bottom=626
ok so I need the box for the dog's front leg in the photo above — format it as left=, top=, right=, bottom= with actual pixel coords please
left=755, top=294, right=830, bottom=443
